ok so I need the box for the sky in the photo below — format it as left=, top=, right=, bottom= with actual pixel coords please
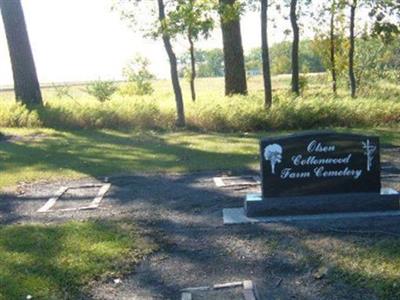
left=0, top=0, right=299, bottom=86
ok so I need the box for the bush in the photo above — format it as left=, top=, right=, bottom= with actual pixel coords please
left=52, top=83, right=73, bottom=99
left=299, top=75, right=308, bottom=95
left=121, top=55, right=154, bottom=96
left=86, top=80, right=117, bottom=102
left=0, top=102, right=42, bottom=127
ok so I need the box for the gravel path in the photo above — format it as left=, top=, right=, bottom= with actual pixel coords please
left=1, top=148, right=400, bottom=299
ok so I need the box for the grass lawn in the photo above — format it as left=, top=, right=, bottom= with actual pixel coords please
left=1, top=127, right=399, bottom=190
left=329, top=237, right=400, bottom=299
left=0, top=220, right=156, bottom=300
left=265, top=231, right=400, bottom=299
left=263, top=230, right=400, bottom=299
left=0, top=128, right=260, bottom=190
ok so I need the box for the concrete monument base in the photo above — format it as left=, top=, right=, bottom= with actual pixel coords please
left=244, top=188, right=399, bottom=218
left=223, top=207, right=400, bottom=225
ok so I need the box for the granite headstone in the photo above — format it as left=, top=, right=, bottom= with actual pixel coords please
left=260, top=132, right=380, bottom=197
left=244, top=131, right=399, bottom=217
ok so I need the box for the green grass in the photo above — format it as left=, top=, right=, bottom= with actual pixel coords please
left=266, top=233, right=400, bottom=299
left=0, top=220, right=156, bottom=300
left=0, top=128, right=260, bottom=189
left=1, top=127, right=400, bottom=190
left=329, top=238, right=400, bottom=299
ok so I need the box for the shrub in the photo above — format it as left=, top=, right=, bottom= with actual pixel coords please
left=121, top=55, right=155, bottom=96
left=299, top=75, right=308, bottom=95
left=86, top=80, right=117, bottom=102
left=0, top=102, right=42, bottom=127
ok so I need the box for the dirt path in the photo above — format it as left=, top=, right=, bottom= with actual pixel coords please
left=1, top=149, right=400, bottom=299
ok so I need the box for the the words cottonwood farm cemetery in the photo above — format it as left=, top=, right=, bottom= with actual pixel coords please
left=269, top=139, right=375, bottom=180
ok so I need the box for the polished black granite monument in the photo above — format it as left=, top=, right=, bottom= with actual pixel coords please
left=245, top=131, right=399, bottom=217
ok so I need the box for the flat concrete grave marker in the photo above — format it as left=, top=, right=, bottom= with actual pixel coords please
left=213, top=176, right=261, bottom=188
left=181, top=280, right=258, bottom=300
left=224, top=131, right=400, bottom=222
left=37, top=183, right=111, bottom=213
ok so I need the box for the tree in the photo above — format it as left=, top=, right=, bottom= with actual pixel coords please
left=282, top=0, right=312, bottom=95
left=369, top=0, right=400, bottom=43
left=349, top=0, right=357, bottom=98
left=219, top=0, right=248, bottom=95
left=354, top=37, right=387, bottom=86
left=178, top=48, right=225, bottom=77
left=114, top=0, right=186, bottom=126
left=0, top=0, right=42, bottom=106
left=188, top=6, right=198, bottom=102
left=329, top=0, right=338, bottom=94
left=157, top=0, right=185, bottom=126
left=246, top=41, right=325, bottom=75
left=197, top=48, right=225, bottom=77
left=290, top=0, right=300, bottom=96
left=345, top=0, right=400, bottom=97
left=312, top=0, right=347, bottom=95
left=245, top=48, right=262, bottom=73
left=261, top=0, right=272, bottom=107
left=168, top=0, right=214, bottom=102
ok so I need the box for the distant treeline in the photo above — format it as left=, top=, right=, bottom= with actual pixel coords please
left=246, top=40, right=325, bottom=75
left=179, top=38, right=400, bottom=78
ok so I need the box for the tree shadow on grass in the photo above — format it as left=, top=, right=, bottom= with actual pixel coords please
left=0, top=192, right=21, bottom=225
left=0, top=220, right=153, bottom=299
left=0, top=129, right=259, bottom=187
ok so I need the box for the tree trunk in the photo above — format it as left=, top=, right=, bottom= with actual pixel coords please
left=349, top=1, right=357, bottom=98
left=188, top=30, right=196, bottom=102
left=157, top=0, right=185, bottom=126
left=290, top=0, right=300, bottom=96
left=261, top=0, right=272, bottom=108
left=330, top=1, right=337, bottom=95
left=219, top=0, right=247, bottom=95
left=0, top=0, right=42, bottom=107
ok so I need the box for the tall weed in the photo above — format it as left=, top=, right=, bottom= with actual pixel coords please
left=0, top=90, right=399, bottom=131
